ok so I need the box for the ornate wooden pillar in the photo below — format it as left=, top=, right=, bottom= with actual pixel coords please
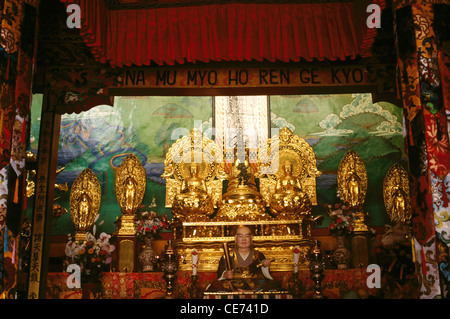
left=27, top=89, right=61, bottom=299
left=393, top=0, right=450, bottom=298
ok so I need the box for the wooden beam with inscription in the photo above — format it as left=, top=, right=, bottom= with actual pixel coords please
left=27, top=90, right=61, bottom=299
left=119, top=66, right=376, bottom=89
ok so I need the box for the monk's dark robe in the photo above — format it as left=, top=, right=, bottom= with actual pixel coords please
left=206, top=249, right=282, bottom=293
left=217, top=249, right=267, bottom=280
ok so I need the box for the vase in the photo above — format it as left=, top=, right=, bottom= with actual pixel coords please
left=332, top=234, right=352, bottom=270
left=139, top=236, right=155, bottom=272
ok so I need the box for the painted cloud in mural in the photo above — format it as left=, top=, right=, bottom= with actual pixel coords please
left=313, top=94, right=403, bottom=137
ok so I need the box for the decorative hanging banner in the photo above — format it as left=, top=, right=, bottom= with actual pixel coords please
left=118, top=66, right=376, bottom=89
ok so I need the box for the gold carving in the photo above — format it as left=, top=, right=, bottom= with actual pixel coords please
left=337, top=150, right=368, bottom=232
left=118, top=239, right=135, bottom=272
left=69, top=168, right=102, bottom=242
left=216, top=148, right=267, bottom=221
left=162, top=129, right=224, bottom=222
left=176, top=241, right=312, bottom=272
left=383, top=163, right=412, bottom=224
left=115, top=154, right=146, bottom=236
left=165, top=127, right=320, bottom=271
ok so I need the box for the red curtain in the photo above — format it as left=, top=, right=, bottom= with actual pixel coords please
left=62, top=0, right=379, bottom=67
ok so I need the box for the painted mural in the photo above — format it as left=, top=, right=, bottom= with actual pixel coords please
left=270, top=93, right=405, bottom=227
left=29, top=95, right=213, bottom=235
left=29, top=93, right=404, bottom=236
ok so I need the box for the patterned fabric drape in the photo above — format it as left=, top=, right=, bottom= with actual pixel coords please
left=0, top=0, right=39, bottom=298
left=394, top=0, right=450, bottom=299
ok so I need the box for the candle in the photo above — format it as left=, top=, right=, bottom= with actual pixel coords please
left=192, top=249, right=199, bottom=276
left=293, top=246, right=301, bottom=273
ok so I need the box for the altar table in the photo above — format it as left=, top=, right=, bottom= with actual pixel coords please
left=46, top=269, right=376, bottom=299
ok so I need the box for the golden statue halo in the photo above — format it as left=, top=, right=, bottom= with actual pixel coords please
left=257, top=127, right=321, bottom=206
left=276, top=151, right=306, bottom=181
left=162, top=128, right=224, bottom=208
left=163, top=128, right=222, bottom=183
left=383, top=163, right=411, bottom=223
left=115, top=153, right=146, bottom=215
left=69, top=168, right=101, bottom=240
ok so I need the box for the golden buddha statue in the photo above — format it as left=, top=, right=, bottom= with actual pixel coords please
left=383, top=164, right=411, bottom=224
left=337, top=151, right=367, bottom=209
left=123, top=177, right=137, bottom=214
left=115, top=154, right=146, bottom=235
left=392, top=175, right=407, bottom=221
left=343, top=160, right=361, bottom=207
left=337, top=150, right=368, bottom=232
left=77, top=193, right=92, bottom=223
left=70, top=168, right=101, bottom=242
left=269, top=160, right=311, bottom=219
left=172, top=163, right=214, bottom=221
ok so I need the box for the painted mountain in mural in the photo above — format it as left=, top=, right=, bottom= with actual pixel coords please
left=313, top=113, right=403, bottom=172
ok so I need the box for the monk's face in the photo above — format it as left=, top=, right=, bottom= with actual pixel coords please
left=235, top=226, right=252, bottom=250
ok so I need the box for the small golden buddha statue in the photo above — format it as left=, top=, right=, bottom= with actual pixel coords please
left=386, top=170, right=411, bottom=223
left=70, top=168, right=101, bottom=242
left=77, top=193, right=92, bottom=223
left=269, top=160, right=311, bottom=219
left=123, top=177, right=137, bottom=214
left=342, top=160, right=361, bottom=207
left=172, top=163, right=214, bottom=221
left=392, top=177, right=406, bottom=219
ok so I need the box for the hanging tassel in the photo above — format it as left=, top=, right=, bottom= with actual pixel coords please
left=6, top=57, right=10, bottom=81
left=410, top=236, right=416, bottom=263
left=421, top=248, right=427, bottom=275
left=13, top=177, right=19, bottom=204
left=409, top=122, right=414, bottom=146
left=20, top=120, right=26, bottom=144
left=12, top=239, right=15, bottom=264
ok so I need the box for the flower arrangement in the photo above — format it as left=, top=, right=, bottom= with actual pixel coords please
left=134, top=205, right=170, bottom=241
left=64, top=230, right=115, bottom=283
left=324, top=203, right=356, bottom=235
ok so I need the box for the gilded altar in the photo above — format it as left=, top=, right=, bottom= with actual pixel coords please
left=163, top=127, right=322, bottom=272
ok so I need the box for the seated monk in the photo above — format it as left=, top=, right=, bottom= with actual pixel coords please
left=206, top=225, right=282, bottom=293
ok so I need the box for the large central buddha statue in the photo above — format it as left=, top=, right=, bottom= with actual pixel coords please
left=217, top=149, right=266, bottom=221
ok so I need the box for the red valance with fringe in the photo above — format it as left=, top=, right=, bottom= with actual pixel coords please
left=61, top=0, right=384, bottom=67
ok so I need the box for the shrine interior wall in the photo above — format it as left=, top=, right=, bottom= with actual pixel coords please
left=28, top=93, right=404, bottom=270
